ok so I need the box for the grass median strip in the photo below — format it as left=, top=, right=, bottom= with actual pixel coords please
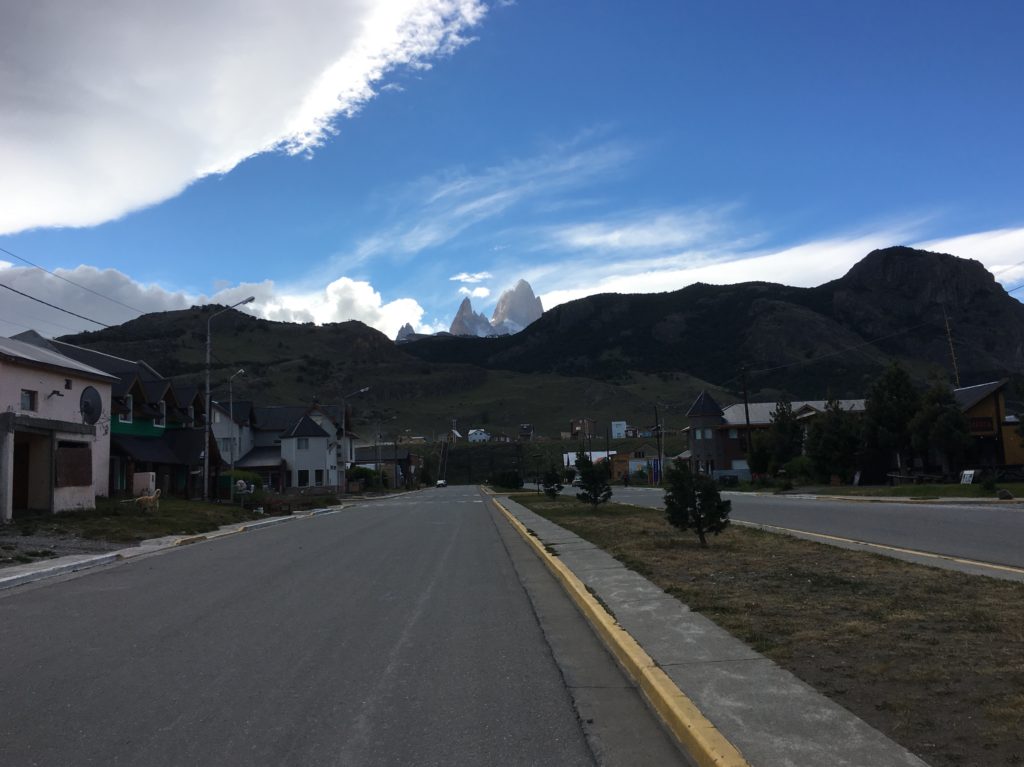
left=516, top=495, right=1024, bottom=767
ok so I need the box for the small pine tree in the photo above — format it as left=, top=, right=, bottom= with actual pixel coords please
left=664, top=460, right=731, bottom=547
left=575, top=450, right=612, bottom=506
left=542, top=464, right=564, bottom=499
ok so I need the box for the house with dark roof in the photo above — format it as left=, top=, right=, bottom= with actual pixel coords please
left=211, top=402, right=356, bottom=492
left=1, top=335, right=117, bottom=522
left=685, top=390, right=866, bottom=479
left=953, top=380, right=1024, bottom=466
left=11, top=331, right=214, bottom=499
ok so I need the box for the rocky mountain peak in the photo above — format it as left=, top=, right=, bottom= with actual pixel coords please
left=447, top=279, right=544, bottom=337
left=449, top=296, right=492, bottom=337
left=395, top=322, right=416, bottom=342
left=491, top=279, right=543, bottom=332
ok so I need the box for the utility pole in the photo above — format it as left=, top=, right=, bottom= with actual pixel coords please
left=944, top=309, right=961, bottom=388
left=741, top=366, right=752, bottom=457
left=654, top=404, right=664, bottom=486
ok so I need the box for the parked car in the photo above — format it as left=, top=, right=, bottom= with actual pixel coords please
left=436, top=479, right=448, bottom=488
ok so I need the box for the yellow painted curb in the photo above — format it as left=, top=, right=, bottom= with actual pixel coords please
left=493, top=498, right=749, bottom=767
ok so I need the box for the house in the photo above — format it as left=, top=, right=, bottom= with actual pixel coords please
left=518, top=423, right=534, bottom=441
left=610, top=421, right=628, bottom=439
left=12, top=331, right=211, bottom=499
left=686, top=390, right=866, bottom=480
left=1, top=335, right=116, bottom=522
left=608, top=443, right=658, bottom=482
left=213, top=402, right=356, bottom=493
left=953, top=380, right=1024, bottom=466
left=569, top=418, right=595, bottom=439
left=467, top=428, right=490, bottom=443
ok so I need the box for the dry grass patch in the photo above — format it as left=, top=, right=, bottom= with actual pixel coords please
left=518, top=495, right=1024, bottom=767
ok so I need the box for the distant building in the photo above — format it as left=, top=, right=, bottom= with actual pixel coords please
left=611, top=421, right=628, bottom=439
left=467, top=428, right=490, bottom=443
left=569, top=418, right=594, bottom=439
left=685, top=390, right=866, bottom=480
left=518, top=423, right=534, bottom=441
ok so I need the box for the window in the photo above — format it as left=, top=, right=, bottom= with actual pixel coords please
left=187, top=405, right=195, bottom=425
left=20, top=389, right=37, bottom=412
left=297, top=469, right=310, bottom=487
left=704, top=428, right=713, bottom=439
left=314, top=469, right=324, bottom=487
left=120, top=394, right=133, bottom=424
left=214, top=410, right=222, bottom=423
left=969, top=417, right=994, bottom=433
left=694, top=430, right=702, bottom=441
left=154, top=401, right=166, bottom=428
left=218, top=438, right=232, bottom=456
left=297, top=437, right=309, bottom=450
left=64, top=379, right=72, bottom=390
left=728, top=428, right=738, bottom=439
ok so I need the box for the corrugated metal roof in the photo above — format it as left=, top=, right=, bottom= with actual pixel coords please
left=953, top=380, right=1005, bottom=412
left=720, top=399, right=866, bottom=426
left=0, top=335, right=117, bottom=381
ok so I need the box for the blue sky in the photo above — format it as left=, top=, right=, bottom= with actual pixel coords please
left=2, top=1, right=1023, bottom=339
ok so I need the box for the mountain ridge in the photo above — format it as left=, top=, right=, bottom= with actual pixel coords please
left=49, top=247, right=1024, bottom=434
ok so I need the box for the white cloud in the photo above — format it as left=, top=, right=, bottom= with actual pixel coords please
left=915, top=227, right=1024, bottom=286
left=0, top=264, right=433, bottom=341
left=337, top=138, right=634, bottom=267
left=458, top=286, right=490, bottom=298
left=550, top=209, right=728, bottom=252
left=0, top=0, right=487, bottom=235
left=450, top=271, right=493, bottom=283
left=536, top=227, right=919, bottom=310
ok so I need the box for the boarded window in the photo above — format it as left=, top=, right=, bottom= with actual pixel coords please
left=56, top=443, right=92, bottom=487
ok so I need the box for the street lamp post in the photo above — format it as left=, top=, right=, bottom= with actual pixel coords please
left=228, top=368, right=245, bottom=503
left=204, top=296, right=254, bottom=501
left=340, top=386, right=370, bottom=494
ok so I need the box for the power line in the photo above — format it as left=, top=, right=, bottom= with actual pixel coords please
left=0, top=244, right=145, bottom=315
left=0, top=310, right=82, bottom=335
left=0, top=283, right=109, bottom=328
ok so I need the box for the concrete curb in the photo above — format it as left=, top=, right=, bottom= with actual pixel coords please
left=492, top=497, right=749, bottom=767
left=0, top=552, right=122, bottom=591
left=0, top=503, right=352, bottom=592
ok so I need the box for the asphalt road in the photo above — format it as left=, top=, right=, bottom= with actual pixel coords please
left=0, top=486, right=689, bottom=766
left=607, top=486, right=1024, bottom=569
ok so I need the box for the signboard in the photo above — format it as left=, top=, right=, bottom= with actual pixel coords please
left=960, top=470, right=975, bottom=485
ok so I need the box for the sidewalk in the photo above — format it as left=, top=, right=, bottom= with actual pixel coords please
left=0, top=506, right=342, bottom=591
left=498, top=495, right=928, bottom=767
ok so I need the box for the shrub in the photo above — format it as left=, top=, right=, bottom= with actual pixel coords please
left=664, top=460, right=731, bottom=547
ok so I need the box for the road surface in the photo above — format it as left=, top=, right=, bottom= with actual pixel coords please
left=607, top=486, right=1024, bottom=570
left=0, top=486, right=689, bottom=766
